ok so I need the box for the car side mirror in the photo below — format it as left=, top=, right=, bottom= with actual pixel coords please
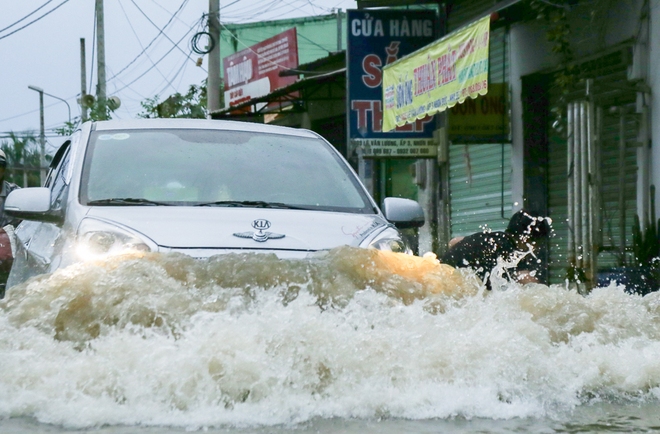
left=4, top=187, right=63, bottom=224
left=382, top=197, right=425, bottom=229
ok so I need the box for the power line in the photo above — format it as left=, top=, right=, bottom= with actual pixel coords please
left=297, top=31, right=332, bottom=53
left=127, top=0, right=207, bottom=74
left=117, top=0, right=174, bottom=92
left=112, top=24, right=199, bottom=94
left=0, top=99, right=67, bottom=125
left=0, top=0, right=56, bottom=33
left=154, top=52, right=190, bottom=97
left=107, top=0, right=192, bottom=83
left=222, top=0, right=282, bottom=22
left=0, top=0, right=70, bottom=41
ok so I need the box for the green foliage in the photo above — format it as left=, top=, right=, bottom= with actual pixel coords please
left=54, top=98, right=115, bottom=137
left=138, top=82, right=208, bottom=119
left=0, top=132, right=49, bottom=187
left=631, top=185, right=660, bottom=267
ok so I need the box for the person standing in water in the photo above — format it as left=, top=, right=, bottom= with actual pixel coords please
left=441, top=209, right=551, bottom=288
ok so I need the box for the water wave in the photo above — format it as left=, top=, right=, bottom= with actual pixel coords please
left=1, top=246, right=659, bottom=429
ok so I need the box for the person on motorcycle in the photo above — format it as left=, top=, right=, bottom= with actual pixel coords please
left=441, top=209, right=551, bottom=288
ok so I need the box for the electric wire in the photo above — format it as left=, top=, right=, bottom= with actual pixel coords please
left=154, top=52, right=190, bottom=97
left=297, top=31, right=332, bottom=53
left=306, top=0, right=319, bottom=14
left=146, top=0, right=192, bottom=27
left=264, top=1, right=323, bottom=22
left=127, top=0, right=206, bottom=74
left=117, top=0, right=175, bottom=93
left=107, top=0, right=191, bottom=83
left=218, top=0, right=273, bottom=20
left=235, top=0, right=328, bottom=21
left=191, top=31, right=215, bottom=54
left=111, top=24, right=198, bottom=94
left=106, top=67, right=148, bottom=100
left=0, top=0, right=56, bottom=33
left=175, top=55, right=191, bottom=90
left=0, top=99, right=68, bottom=125
left=0, top=0, right=70, bottom=41
left=225, top=0, right=282, bottom=22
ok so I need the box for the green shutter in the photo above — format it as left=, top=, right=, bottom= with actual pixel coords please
left=448, top=26, right=511, bottom=238
left=449, top=143, right=512, bottom=236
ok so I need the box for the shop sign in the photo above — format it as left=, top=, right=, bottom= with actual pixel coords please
left=223, top=28, right=299, bottom=111
left=347, top=9, right=437, bottom=158
left=382, top=15, right=490, bottom=132
left=448, top=82, right=509, bottom=143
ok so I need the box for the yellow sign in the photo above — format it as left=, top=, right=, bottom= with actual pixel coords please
left=449, top=82, right=508, bottom=142
left=382, top=15, right=491, bottom=132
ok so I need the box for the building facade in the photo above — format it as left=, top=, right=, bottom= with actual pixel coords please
left=212, top=1, right=660, bottom=289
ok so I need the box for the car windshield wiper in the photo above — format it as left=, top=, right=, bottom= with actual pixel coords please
left=195, top=200, right=309, bottom=210
left=87, top=198, right=174, bottom=206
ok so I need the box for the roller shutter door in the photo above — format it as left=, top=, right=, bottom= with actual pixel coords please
left=448, top=26, right=512, bottom=237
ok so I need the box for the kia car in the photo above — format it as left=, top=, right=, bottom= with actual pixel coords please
left=3, top=119, right=424, bottom=289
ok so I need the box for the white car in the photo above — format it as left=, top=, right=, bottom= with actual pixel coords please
left=4, top=119, right=424, bottom=289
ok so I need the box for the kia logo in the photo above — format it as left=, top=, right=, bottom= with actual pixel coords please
left=252, top=219, right=271, bottom=230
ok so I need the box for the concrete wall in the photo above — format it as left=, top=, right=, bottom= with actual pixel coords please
left=220, top=13, right=345, bottom=78
left=568, top=0, right=640, bottom=58
left=508, top=23, right=556, bottom=211
left=650, top=0, right=660, bottom=218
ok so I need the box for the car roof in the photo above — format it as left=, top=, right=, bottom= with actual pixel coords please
left=91, top=118, right=318, bottom=138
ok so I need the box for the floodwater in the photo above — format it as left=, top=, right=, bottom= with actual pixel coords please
left=2, top=246, right=660, bottom=433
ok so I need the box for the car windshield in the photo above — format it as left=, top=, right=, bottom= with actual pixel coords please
left=80, top=128, right=374, bottom=213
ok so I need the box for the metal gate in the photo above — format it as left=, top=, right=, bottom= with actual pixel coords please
left=546, top=47, right=639, bottom=285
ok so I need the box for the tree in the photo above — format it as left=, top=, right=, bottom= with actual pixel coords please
left=138, top=82, right=208, bottom=119
left=54, top=98, right=116, bottom=137
left=0, top=132, right=49, bottom=187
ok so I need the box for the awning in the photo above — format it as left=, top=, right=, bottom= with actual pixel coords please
left=210, top=68, right=346, bottom=119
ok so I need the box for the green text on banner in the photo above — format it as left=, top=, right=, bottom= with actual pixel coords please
left=382, top=15, right=491, bottom=132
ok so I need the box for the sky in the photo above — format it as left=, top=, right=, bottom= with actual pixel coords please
left=0, top=0, right=357, bottom=151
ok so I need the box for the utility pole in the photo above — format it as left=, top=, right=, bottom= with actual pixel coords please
left=207, top=0, right=221, bottom=114
left=95, top=0, right=107, bottom=120
left=27, top=86, right=46, bottom=185
left=336, top=9, right=342, bottom=51
left=80, top=38, right=88, bottom=121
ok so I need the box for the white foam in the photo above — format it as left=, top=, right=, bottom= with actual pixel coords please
left=1, top=249, right=660, bottom=429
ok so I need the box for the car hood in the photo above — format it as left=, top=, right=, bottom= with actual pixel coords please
left=84, top=207, right=391, bottom=252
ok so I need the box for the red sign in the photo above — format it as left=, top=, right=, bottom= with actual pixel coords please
left=223, top=28, right=299, bottom=110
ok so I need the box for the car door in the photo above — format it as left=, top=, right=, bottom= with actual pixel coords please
left=8, top=139, right=72, bottom=286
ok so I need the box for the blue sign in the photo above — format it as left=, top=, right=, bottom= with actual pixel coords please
left=347, top=9, right=438, bottom=158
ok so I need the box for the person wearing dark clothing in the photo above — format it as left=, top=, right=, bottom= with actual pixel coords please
left=0, top=150, right=20, bottom=296
left=441, top=209, right=551, bottom=288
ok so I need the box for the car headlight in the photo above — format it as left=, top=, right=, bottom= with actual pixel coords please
left=369, top=237, right=411, bottom=254
left=76, top=218, right=156, bottom=260
left=366, top=227, right=412, bottom=254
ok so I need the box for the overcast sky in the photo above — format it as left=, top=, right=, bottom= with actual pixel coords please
left=0, top=0, right=357, bottom=149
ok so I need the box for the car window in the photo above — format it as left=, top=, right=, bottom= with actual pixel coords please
left=49, top=145, right=71, bottom=209
left=44, top=141, right=70, bottom=189
left=79, top=129, right=373, bottom=213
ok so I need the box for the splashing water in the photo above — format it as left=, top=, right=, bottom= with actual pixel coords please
left=1, top=246, right=660, bottom=430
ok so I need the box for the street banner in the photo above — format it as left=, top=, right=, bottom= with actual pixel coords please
left=223, top=28, right=299, bottom=111
left=382, top=15, right=490, bottom=132
left=347, top=9, right=437, bottom=158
